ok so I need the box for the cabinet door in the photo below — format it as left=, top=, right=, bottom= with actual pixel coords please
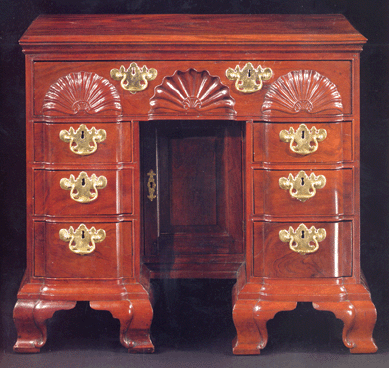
left=141, top=121, right=243, bottom=261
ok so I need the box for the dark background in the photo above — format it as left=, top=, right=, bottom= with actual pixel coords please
left=0, top=0, right=388, bottom=367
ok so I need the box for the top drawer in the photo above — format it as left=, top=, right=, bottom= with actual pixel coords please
left=31, top=60, right=352, bottom=120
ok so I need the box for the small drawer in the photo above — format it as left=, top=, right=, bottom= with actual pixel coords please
left=34, top=122, right=133, bottom=163
left=253, top=221, right=352, bottom=278
left=33, top=220, right=133, bottom=278
left=34, top=168, right=133, bottom=216
left=253, top=121, right=353, bottom=163
left=253, top=168, right=354, bottom=216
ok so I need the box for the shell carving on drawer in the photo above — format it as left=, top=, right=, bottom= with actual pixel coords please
left=43, top=71, right=122, bottom=117
left=149, top=69, right=236, bottom=118
left=262, top=70, right=343, bottom=118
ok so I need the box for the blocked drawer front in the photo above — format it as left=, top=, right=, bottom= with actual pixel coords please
left=33, top=122, right=132, bottom=164
left=252, top=121, right=353, bottom=164
left=253, top=221, right=352, bottom=278
left=32, top=60, right=352, bottom=119
left=34, top=168, right=133, bottom=216
left=33, top=220, right=133, bottom=279
left=253, top=168, right=354, bottom=216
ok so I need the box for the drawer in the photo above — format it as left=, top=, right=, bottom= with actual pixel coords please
left=34, top=169, right=133, bottom=216
left=252, top=121, right=353, bottom=163
left=253, top=221, right=352, bottom=278
left=253, top=168, right=354, bottom=216
left=32, top=60, right=352, bottom=119
left=33, top=122, right=133, bottom=163
left=33, top=220, right=133, bottom=278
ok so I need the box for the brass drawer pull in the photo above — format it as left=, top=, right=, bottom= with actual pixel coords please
left=279, top=124, right=327, bottom=155
left=60, top=172, right=107, bottom=203
left=147, top=170, right=157, bottom=202
left=110, top=62, right=157, bottom=94
left=279, top=170, right=326, bottom=202
left=59, top=224, right=106, bottom=255
left=226, top=62, right=272, bottom=93
left=279, top=224, right=326, bottom=255
left=59, top=124, right=106, bottom=156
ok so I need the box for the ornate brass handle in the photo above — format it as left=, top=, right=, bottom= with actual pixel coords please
left=110, top=62, right=157, bottom=94
left=60, top=172, right=107, bottom=203
left=279, top=224, right=326, bottom=255
left=59, top=224, right=106, bottom=255
left=279, top=124, right=327, bottom=155
left=279, top=171, right=326, bottom=202
left=226, top=62, right=273, bottom=93
left=59, top=124, right=106, bottom=156
left=147, top=170, right=156, bottom=202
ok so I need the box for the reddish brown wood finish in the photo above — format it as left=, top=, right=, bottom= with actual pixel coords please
left=141, top=121, right=243, bottom=277
left=253, top=221, right=353, bottom=278
left=21, top=14, right=366, bottom=44
left=33, top=122, right=133, bottom=164
left=34, top=169, right=134, bottom=216
left=31, top=60, right=353, bottom=121
left=14, top=14, right=376, bottom=354
left=253, top=121, right=353, bottom=164
left=13, top=300, right=77, bottom=353
left=313, top=299, right=378, bottom=353
left=253, top=168, right=354, bottom=216
left=90, top=299, right=154, bottom=353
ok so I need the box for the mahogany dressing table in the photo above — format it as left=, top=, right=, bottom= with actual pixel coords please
left=13, top=14, right=377, bottom=354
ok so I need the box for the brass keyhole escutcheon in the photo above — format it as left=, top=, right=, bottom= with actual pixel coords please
left=279, top=170, right=326, bottom=202
left=59, top=224, right=106, bottom=255
left=59, top=124, right=106, bottom=156
left=279, top=224, right=326, bottom=255
left=147, top=170, right=157, bottom=202
left=226, top=62, right=273, bottom=93
left=60, top=172, right=107, bottom=203
left=279, top=124, right=327, bottom=156
left=110, top=62, right=157, bottom=94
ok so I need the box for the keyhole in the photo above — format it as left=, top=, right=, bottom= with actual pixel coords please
left=301, top=177, right=305, bottom=186
left=82, top=178, right=86, bottom=186
left=81, top=130, right=85, bottom=139
left=248, top=69, right=251, bottom=77
left=81, top=231, right=85, bottom=239
left=301, top=130, right=305, bottom=139
left=301, top=230, right=305, bottom=239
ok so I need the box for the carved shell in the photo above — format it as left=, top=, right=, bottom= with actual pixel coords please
left=149, top=69, right=236, bottom=119
left=262, top=70, right=343, bottom=118
left=43, top=72, right=122, bottom=117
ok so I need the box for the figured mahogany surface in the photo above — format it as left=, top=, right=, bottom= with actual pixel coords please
left=14, top=14, right=376, bottom=355
left=141, top=121, right=243, bottom=278
left=31, top=61, right=353, bottom=120
left=20, top=14, right=366, bottom=44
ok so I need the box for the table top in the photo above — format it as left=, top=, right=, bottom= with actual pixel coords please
left=20, top=14, right=366, bottom=45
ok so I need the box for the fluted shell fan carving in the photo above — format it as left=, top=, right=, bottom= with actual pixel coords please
left=262, top=70, right=343, bottom=118
left=149, top=69, right=236, bottom=119
left=43, top=72, right=122, bottom=117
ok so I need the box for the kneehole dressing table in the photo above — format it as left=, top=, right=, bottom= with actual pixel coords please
left=13, top=14, right=377, bottom=354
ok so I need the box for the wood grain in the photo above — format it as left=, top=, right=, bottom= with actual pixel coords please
left=14, top=14, right=375, bottom=355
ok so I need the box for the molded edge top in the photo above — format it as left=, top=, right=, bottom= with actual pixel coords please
left=20, top=14, right=367, bottom=45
